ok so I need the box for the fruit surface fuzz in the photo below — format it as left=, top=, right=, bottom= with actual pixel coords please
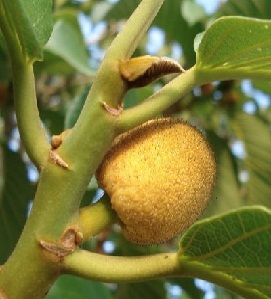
left=96, top=118, right=216, bottom=244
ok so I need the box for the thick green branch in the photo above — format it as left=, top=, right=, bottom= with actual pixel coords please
left=63, top=250, right=180, bottom=282
left=116, top=66, right=197, bottom=132
left=79, top=195, right=118, bottom=242
left=60, top=0, right=166, bottom=164
left=0, top=108, right=114, bottom=298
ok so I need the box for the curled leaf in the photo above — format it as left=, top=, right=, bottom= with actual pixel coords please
left=120, top=55, right=184, bottom=88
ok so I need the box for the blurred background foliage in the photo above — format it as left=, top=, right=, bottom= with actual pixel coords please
left=0, top=0, right=271, bottom=298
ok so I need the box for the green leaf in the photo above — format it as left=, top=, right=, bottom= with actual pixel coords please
left=45, top=20, right=95, bottom=76
left=196, top=17, right=271, bottom=81
left=0, top=146, right=35, bottom=263
left=216, top=0, right=271, bottom=20
left=205, top=131, right=241, bottom=216
left=46, top=275, right=111, bottom=299
left=1, top=0, right=53, bottom=60
left=231, top=112, right=271, bottom=207
left=179, top=206, right=271, bottom=299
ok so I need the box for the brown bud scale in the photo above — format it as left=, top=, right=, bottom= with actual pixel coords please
left=120, top=56, right=184, bottom=88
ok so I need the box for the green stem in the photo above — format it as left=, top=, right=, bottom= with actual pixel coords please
left=63, top=250, right=266, bottom=299
left=0, top=1, right=50, bottom=169
left=115, top=62, right=271, bottom=133
left=63, top=251, right=181, bottom=282
left=105, top=0, right=165, bottom=60
left=117, top=66, right=197, bottom=132
left=196, top=66, right=271, bottom=83
left=12, top=61, right=50, bottom=168
left=0, top=106, right=115, bottom=299
left=79, top=195, right=118, bottom=242
left=181, top=259, right=267, bottom=299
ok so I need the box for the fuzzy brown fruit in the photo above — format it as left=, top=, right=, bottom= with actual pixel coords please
left=96, top=118, right=216, bottom=244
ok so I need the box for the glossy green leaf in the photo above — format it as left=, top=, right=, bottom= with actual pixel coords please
left=0, top=0, right=53, bottom=60
left=231, top=112, right=271, bottom=207
left=0, top=146, right=35, bottom=263
left=179, top=206, right=271, bottom=299
left=216, top=0, right=271, bottom=20
left=46, top=275, right=111, bottom=299
left=196, top=17, right=271, bottom=81
left=45, top=20, right=95, bottom=76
